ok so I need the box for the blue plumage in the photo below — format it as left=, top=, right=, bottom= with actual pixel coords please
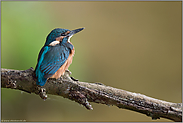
left=45, top=28, right=70, bottom=46
left=35, top=28, right=84, bottom=86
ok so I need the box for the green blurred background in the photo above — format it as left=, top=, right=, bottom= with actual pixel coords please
left=1, top=1, right=182, bottom=122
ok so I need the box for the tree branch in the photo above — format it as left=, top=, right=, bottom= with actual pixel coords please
left=1, top=68, right=182, bottom=122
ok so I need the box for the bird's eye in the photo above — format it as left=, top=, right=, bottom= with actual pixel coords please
left=61, top=33, right=65, bottom=36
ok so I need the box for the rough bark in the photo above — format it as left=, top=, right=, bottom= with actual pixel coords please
left=1, top=68, right=182, bottom=122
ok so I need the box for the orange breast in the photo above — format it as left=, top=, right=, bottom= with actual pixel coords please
left=50, top=48, right=75, bottom=79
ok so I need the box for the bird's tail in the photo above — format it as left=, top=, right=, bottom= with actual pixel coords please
left=36, top=77, right=47, bottom=86
left=35, top=69, right=47, bottom=86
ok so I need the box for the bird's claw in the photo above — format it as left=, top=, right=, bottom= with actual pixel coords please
left=65, top=69, right=72, bottom=76
left=70, top=76, right=79, bottom=81
left=62, top=69, right=72, bottom=80
left=63, top=70, right=79, bottom=82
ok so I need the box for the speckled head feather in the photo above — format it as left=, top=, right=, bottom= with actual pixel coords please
left=45, top=28, right=70, bottom=46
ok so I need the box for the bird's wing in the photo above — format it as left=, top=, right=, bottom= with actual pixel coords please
left=40, top=45, right=70, bottom=78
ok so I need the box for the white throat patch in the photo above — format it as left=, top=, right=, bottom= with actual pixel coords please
left=68, top=35, right=73, bottom=43
left=48, top=41, right=60, bottom=46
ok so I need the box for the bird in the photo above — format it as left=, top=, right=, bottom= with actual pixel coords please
left=35, top=27, right=84, bottom=86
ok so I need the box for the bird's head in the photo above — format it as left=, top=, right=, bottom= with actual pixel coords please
left=45, top=28, right=84, bottom=46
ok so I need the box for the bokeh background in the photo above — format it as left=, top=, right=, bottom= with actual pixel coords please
left=1, top=1, right=182, bottom=122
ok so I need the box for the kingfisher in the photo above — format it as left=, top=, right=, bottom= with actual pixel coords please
left=35, top=27, right=84, bottom=86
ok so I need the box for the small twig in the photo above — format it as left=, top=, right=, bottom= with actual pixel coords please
left=1, top=68, right=182, bottom=122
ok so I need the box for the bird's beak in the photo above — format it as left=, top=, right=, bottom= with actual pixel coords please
left=67, top=28, right=84, bottom=36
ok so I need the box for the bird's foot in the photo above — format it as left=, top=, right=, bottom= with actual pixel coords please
left=62, top=69, right=72, bottom=80
left=65, top=69, right=72, bottom=76
left=36, top=86, right=47, bottom=100
left=63, top=70, right=79, bottom=82
left=70, top=76, right=79, bottom=81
